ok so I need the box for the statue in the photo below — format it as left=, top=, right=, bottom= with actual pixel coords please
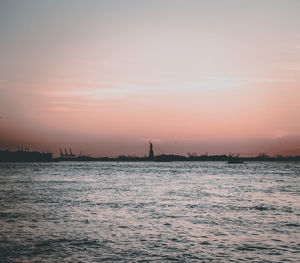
left=149, top=141, right=154, bottom=158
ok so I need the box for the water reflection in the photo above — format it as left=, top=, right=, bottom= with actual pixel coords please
left=0, top=162, right=299, bottom=262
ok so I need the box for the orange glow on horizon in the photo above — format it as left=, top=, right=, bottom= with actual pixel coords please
left=1, top=1, right=300, bottom=156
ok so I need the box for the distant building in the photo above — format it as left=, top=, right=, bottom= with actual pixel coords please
left=0, top=149, right=52, bottom=162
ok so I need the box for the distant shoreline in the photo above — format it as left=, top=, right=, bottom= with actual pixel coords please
left=1, top=151, right=300, bottom=163
left=2, top=144, right=300, bottom=163
left=53, top=155, right=300, bottom=163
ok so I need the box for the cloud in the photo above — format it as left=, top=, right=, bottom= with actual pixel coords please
left=40, top=78, right=245, bottom=98
left=255, top=77, right=291, bottom=83
left=43, top=106, right=82, bottom=112
left=287, top=66, right=300, bottom=71
left=290, top=44, right=300, bottom=50
left=272, top=130, right=300, bottom=139
left=36, top=75, right=292, bottom=105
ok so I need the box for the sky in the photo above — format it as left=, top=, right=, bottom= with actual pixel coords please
left=0, top=0, right=300, bottom=157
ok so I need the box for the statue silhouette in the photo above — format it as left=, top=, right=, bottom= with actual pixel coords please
left=149, top=141, right=154, bottom=158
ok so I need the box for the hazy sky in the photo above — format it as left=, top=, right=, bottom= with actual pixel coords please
left=0, top=0, right=300, bottom=156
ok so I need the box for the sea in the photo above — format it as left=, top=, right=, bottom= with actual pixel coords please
left=0, top=161, right=299, bottom=262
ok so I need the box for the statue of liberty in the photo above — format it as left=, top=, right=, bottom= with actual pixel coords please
left=149, top=141, right=154, bottom=158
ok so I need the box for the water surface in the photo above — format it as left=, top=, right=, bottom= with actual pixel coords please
left=0, top=162, right=299, bottom=262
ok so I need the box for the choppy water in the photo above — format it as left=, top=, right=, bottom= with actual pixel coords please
left=0, top=162, right=299, bottom=262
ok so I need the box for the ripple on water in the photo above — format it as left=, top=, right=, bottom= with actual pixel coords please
left=0, top=161, right=299, bottom=262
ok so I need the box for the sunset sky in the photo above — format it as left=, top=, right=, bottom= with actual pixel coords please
left=0, top=0, right=300, bottom=157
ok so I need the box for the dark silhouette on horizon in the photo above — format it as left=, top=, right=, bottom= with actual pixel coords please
left=227, top=153, right=244, bottom=164
left=0, top=147, right=52, bottom=162
left=59, top=148, right=76, bottom=160
left=149, top=141, right=154, bottom=159
left=1, top=143, right=300, bottom=163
